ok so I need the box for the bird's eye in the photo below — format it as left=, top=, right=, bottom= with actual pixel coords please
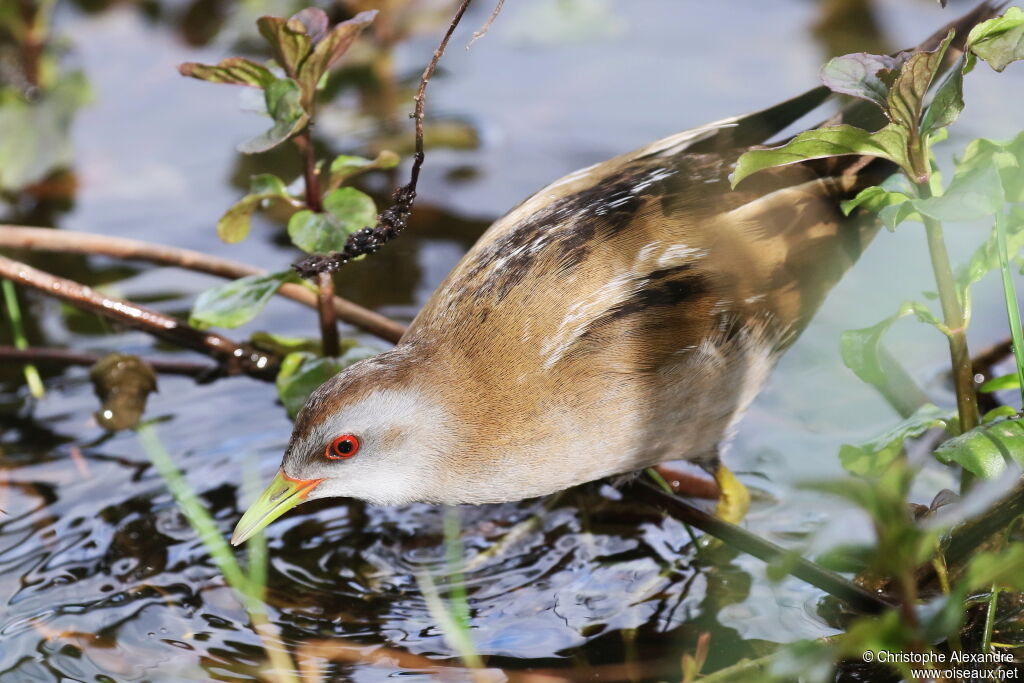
left=325, top=434, right=360, bottom=460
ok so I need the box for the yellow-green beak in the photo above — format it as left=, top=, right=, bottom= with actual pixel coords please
left=230, top=470, right=323, bottom=546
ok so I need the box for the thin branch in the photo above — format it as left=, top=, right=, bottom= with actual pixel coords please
left=0, top=226, right=406, bottom=344
left=316, top=272, right=340, bottom=357
left=0, top=345, right=216, bottom=378
left=293, top=0, right=475, bottom=278
left=467, top=0, right=506, bottom=49
left=627, top=479, right=893, bottom=614
left=0, top=254, right=277, bottom=379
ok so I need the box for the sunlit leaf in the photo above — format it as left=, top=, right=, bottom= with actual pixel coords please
left=886, top=32, right=953, bottom=133
left=296, top=10, right=377, bottom=104
left=256, top=14, right=312, bottom=78
left=915, top=161, right=1005, bottom=222
left=325, top=150, right=400, bottom=190
left=0, top=71, right=91, bottom=190
left=820, top=51, right=908, bottom=109
left=190, top=271, right=298, bottom=329
left=217, top=178, right=294, bottom=243
left=731, top=124, right=909, bottom=187
left=276, top=347, right=378, bottom=418
left=921, top=54, right=968, bottom=134
left=839, top=404, right=953, bottom=476
left=324, top=187, right=377, bottom=232
left=238, top=78, right=308, bottom=154
left=968, top=6, right=1024, bottom=72
left=877, top=200, right=923, bottom=231
left=934, top=417, right=1024, bottom=478
left=249, top=173, right=289, bottom=196
left=956, top=133, right=1024, bottom=203
left=957, top=213, right=1024, bottom=301
left=177, top=57, right=275, bottom=88
left=217, top=195, right=264, bottom=243
left=963, top=545, right=1024, bottom=590
left=980, top=373, right=1020, bottom=393
left=290, top=7, right=329, bottom=43
left=841, top=186, right=912, bottom=217
left=287, top=188, right=377, bottom=253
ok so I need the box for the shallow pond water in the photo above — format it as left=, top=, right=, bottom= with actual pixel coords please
left=3, top=0, right=1024, bottom=680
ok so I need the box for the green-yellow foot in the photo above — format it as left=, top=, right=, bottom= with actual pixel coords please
left=712, top=464, right=750, bottom=525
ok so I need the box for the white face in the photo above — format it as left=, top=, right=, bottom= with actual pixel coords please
left=283, top=383, right=453, bottom=506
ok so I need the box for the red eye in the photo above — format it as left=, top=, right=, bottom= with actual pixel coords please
left=325, top=434, right=360, bottom=459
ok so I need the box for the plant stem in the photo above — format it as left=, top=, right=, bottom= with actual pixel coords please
left=316, top=272, right=340, bottom=357
left=983, top=585, right=999, bottom=654
left=916, top=179, right=978, bottom=493
left=1, top=279, right=45, bottom=398
left=0, top=345, right=215, bottom=377
left=995, top=212, right=1024, bottom=406
left=295, top=131, right=322, bottom=212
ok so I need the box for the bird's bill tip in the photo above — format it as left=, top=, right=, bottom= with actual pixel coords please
left=230, top=469, right=323, bottom=546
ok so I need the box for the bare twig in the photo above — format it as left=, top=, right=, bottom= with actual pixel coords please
left=0, top=254, right=277, bottom=379
left=467, top=0, right=506, bottom=49
left=293, top=0, right=475, bottom=278
left=0, top=346, right=216, bottom=378
left=0, top=226, right=406, bottom=343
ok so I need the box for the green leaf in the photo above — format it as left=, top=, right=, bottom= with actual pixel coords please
left=980, top=372, right=1020, bottom=393
left=276, top=347, right=378, bottom=418
left=814, top=543, right=874, bottom=573
left=323, top=187, right=377, bottom=232
left=841, top=301, right=945, bottom=395
left=296, top=10, right=376, bottom=104
left=189, top=271, right=297, bottom=329
left=217, top=178, right=294, bottom=243
left=177, top=58, right=276, bottom=88
left=238, top=78, right=308, bottom=154
left=877, top=200, right=922, bottom=231
left=731, top=124, right=909, bottom=187
left=886, top=31, right=953, bottom=133
left=217, top=195, right=264, bottom=243
left=840, top=187, right=915, bottom=230
left=934, top=416, right=1024, bottom=478
left=984, top=405, right=1019, bottom=422
left=957, top=213, right=1024, bottom=301
left=962, top=545, right=1024, bottom=591
left=249, top=173, right=289, bottom=196
left=968, top=6, right=1024, bottom=72
left=956, top=133, right=1024, bottom=203
left=820, top=51, right=908, bottom=110
left=839, top=404, right=953, bottom=476
left=287, top=187, right=377, bottom=254
left=287, top=187, right=378, bottom=253
left=915, top=160, right=1005, bottom=222
left=256, top=14, right=313, bottom=78
left=0, top=71, right=91, bottom=190
left=326, top=150, right=400, bottom=190
left=921, top=54, right=967, bottom=134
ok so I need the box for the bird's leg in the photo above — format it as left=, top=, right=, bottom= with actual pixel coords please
left=654, top=452, right=751, bottom=525
left=711, top=464, right=751, bottom=526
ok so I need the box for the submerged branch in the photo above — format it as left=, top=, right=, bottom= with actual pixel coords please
left=0, top=254, right=277, bottom=379
left=0, top=225, right=406, bottom=344
left=628, top=479, right=892, bottom=614
left=0, top=346, right=216, bottom=378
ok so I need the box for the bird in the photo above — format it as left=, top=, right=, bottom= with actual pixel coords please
left=231, top=2, right=1002, bottom=546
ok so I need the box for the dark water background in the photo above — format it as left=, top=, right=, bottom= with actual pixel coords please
left=2, top=0, right=1024, bottom=679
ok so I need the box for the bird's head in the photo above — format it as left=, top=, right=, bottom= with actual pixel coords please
left=230, top=349, right=453, bottom=545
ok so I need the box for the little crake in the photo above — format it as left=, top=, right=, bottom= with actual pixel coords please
left=231, top=5, right=998, bottom=546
